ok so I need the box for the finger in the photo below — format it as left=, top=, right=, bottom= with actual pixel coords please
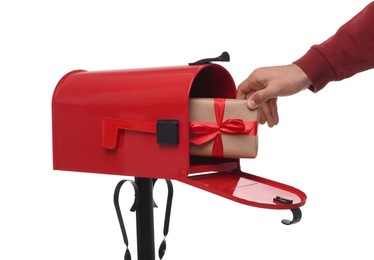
left=268, top=98, right=279, bottom=126
left=261, top=101, right=275, bottom=127
left=237, top=71, right=265, bottom=99
left=259, top=107, right=266, bottom=125
left=236, top=87, right=247, bottom=99
left=247, top=87, right=274, bottom=110
left=245, top=90, right=256, bottom=100
left=237, top=78, right=253, bottom=99
left=237, top=87, right=255, bottom=99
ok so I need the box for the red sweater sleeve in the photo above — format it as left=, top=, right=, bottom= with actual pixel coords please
left=293, top=1, right=374, bottom=92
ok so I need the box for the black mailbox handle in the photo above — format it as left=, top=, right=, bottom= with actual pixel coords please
left=189, top=51, right=230, bottom=65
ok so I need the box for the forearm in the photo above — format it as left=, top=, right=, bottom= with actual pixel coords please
left=294, top=1, right=374, bottom=92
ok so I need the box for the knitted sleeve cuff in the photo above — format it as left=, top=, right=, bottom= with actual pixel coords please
left=293, top=47, right=337, bottom=93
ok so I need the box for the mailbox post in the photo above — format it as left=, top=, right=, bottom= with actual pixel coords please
left=135, top=178, right=156, bottom=260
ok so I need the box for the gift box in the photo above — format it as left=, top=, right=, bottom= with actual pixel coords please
left=189, top=98, right=259, bottom=158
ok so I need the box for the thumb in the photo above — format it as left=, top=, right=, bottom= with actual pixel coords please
left=247, top=88, right=273, bottom=109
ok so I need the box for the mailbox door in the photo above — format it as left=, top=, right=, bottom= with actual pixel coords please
left=183, top=168, right=307, bottom=210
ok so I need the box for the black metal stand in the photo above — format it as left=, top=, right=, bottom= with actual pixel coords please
left=114, top=177, right=173, bottom=260
left=135, top=178, right=156, bottom=260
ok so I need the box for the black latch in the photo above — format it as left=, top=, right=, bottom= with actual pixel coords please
left=189, top=51, right=230, bottom=65
left=273, top=196, right=293, bottom=204
left=156, top=120, right=179, bottom=145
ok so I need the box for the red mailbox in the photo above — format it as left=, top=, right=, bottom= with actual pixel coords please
left=52, top=54, right=307, bottom=259
left=52, top=57, right=306, bottom=211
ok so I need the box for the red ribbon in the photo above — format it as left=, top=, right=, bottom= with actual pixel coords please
left=189, top=98, right=258, bottom=157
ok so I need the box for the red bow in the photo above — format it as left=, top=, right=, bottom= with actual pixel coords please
left=190, top=98, right=257, bottom=157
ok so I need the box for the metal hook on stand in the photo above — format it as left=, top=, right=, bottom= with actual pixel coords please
left=113, top=179, right=140, bottom=260
left=281, top=208, right=302, bottom=225
left=273, top=196, right=302, bottom=225
left=153, top=179, right=173, bottom=260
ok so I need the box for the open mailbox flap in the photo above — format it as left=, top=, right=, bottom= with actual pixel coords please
left=181, top=162, right=306, bottom=210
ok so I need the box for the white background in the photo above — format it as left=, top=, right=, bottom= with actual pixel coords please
left=1, top=1, right=374, bottom=259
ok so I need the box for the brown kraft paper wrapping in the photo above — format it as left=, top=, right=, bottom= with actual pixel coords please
left=189, top=98, right=259, bottom=158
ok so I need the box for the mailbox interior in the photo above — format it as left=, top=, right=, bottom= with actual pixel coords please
left=188, top=65, right=239, bottom=172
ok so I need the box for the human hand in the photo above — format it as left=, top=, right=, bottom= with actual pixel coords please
left=237, top=64, right=312, bottom=127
